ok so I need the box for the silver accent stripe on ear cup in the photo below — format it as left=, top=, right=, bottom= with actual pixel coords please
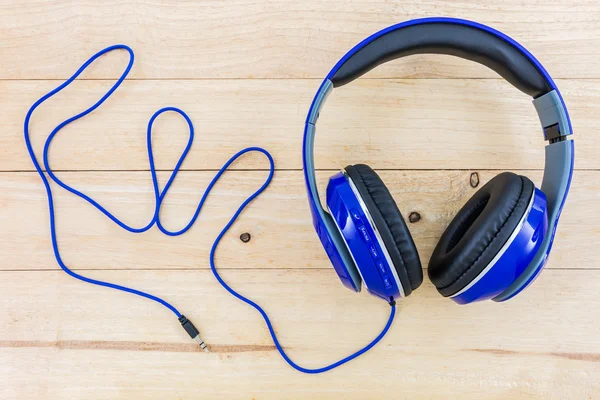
left=449, top=188, right=536, bottom=298
left=344, top=171, right=406, bottom=298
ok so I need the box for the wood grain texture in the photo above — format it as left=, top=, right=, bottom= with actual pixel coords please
left=1, top=269, right=599, bottom=399
left=1, top=0, right=599, bottom=80
left=3, top=0, right=599, bottom=398
left=2, top=170, right=596, bottom=272
left=9, top=78, right=599, bottom=171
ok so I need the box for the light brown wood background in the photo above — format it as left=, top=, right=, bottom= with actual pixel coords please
left=1, top=1, right=598, bottom=399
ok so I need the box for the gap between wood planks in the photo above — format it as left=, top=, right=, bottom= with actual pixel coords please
left=0, top=168, right=592, bottom=173
left=0, top=340, right=599, bottom=362
left=2, top=267, right=597, bottom=272
left=1, top=77, right=598, bottom=81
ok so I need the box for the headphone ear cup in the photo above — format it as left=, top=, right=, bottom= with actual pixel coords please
left=428, top=172, right=535, bottom=297
left=345, top=164, right=423, bottom=295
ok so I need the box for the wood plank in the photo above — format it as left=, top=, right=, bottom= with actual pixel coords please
left=7, top=78, right=598, bottom=171
left=1, top=269, right=599, bottom=399
left=3, top=170, right=595, bottom=272
left=1, top=0, right=599, bottom=80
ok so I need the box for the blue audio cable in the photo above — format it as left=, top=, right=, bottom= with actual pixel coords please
left=24, top=44, right=395, bottom=373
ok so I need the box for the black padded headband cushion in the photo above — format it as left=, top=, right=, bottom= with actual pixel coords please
left=330, top=22, right=552, bottom=97
left=428, top=172, right=534, bottom=297
left=345, top=164, right=423, bottom=295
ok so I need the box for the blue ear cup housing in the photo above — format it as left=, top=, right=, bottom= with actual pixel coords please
left=326, top=165, right=423, bottom=301
left=344, top=165, right=423, bottom=294
left=326, top=171, right=401, bottom=301
left=428, top=172, right=549, bottom=304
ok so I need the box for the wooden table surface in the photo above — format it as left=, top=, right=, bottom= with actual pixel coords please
left=2, top=1, right=599, bottom=399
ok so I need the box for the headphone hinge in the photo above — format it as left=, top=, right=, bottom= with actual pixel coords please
left=533, top=90, right=572, bottom=142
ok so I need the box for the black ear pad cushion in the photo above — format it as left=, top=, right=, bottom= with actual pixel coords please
left=344, top=164, right=423, bottom=296
left=428, top=172, right=535, bottom=297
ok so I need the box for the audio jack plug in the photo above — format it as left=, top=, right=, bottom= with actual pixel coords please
left=179, top=315, right=209, bottom=353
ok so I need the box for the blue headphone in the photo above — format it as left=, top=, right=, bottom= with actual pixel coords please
left=304, top=17, right=574, bottom=305
left=25, top=17, right=575, bottom=374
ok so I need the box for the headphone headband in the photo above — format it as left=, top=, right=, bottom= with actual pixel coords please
left=328, top=18, right=551, bottom=97
left=303, top=17, right=574, bottom=298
